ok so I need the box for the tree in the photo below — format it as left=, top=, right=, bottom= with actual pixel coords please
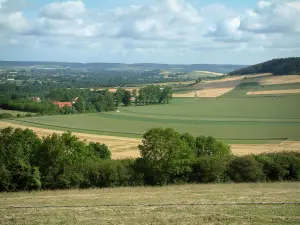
left=88, top=142, right=111, bottom=160
left=115, top=88, right=125, bottom=107
left=0, top=127, right=42, bottom=191
left=74, top=97, right=86, bottom=113
left=195, top=136, right=231, bottom=156
left=122, top=90, right=132, bottom=106
left=139, top=128, right=194, bottom=185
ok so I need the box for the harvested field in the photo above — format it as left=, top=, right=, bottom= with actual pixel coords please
left=247, top=89, right=300, bottom=95
left=259, top=75, right=300, bottom=85
left=173, top=88, right=234, bottom=98
left=178, top=74, right=273, bottom=98
left=1, top=183, right=299, bottom=224
left=1, top=121, right=300, bottom=159
left=108, top=88, right=139, bottom=93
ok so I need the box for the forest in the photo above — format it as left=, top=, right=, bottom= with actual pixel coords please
left=229, top=57, right=300, bottom=75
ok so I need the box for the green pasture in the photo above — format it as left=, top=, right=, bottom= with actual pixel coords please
left=0, top=109, right=33, bottom=116
left=7, top=96, right=300, bottom=144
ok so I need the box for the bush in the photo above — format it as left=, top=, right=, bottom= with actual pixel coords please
left=195, top=136, right=231, bottom=156
left=0, top=113, right=13, bottom=119
left=87, top=159, right=142, bottom=188
left=25, top=113, right=32, bottom=117
left=257, top=152, right=300, bottom=181
left=190, top=156, right=232, bottom=183
left=227, top=155, right=265, bottom=182
left=88, top=142, right=111, bottom=160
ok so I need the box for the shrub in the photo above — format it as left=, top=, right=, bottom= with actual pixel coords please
left=88, top=142, right=111, bottom=160
left=0, top=113, right=13, bottom=119
left=190, top=156, right=232, bottom=183
left=87, top=159, right=142, bottom=188
left=260, top=152, right=300, bottom=181
left=195, top=136, right=231, bottom=156
left=227, top=155, right=265, bottom=182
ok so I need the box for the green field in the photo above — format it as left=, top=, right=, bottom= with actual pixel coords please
left=0, top=109, right=33, bottom=116
left=1, top=183, right=299, bottom=225
left=6, top=96, right=300, bottom=144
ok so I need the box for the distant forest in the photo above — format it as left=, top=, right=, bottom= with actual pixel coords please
left=229, top=57, right=300, bottom=75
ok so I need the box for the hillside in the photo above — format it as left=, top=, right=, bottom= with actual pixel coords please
left=229, top=57, right=300, bottom=75
left=0, top=61, right=246, bottom=73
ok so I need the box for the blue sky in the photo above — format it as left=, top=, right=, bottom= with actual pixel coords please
left=0, top=0, right=300, bottom=64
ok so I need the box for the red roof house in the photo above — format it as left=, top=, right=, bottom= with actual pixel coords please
left=52, top=102, right=73, bottom=108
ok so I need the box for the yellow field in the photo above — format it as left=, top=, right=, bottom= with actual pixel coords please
left=259, top=75, right=300, bottom=85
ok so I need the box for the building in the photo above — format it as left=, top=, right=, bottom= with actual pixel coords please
left=52, top=102, right=72, bottom=108
left=30, top=97, right=41, bottom=103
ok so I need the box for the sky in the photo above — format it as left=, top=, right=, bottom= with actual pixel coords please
left=0, top=0, right=300, bottom=65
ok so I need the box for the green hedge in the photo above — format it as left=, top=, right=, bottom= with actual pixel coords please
left=1, top=127, right=300, bottom=192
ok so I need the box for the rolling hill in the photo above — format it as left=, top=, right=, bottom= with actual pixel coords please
left=0, top=61, right=246, bottom=73
left=229, top=57, right=300, bottom=75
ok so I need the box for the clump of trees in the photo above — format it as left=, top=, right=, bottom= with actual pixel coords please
left=1, top=127, right=299, bottom=192
left=137, top=86, right=172, bottom=105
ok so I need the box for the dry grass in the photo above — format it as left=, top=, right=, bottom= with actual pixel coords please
left=259, top=75, right=300, bottom=85
left=247, top=89, right=300, bottom=95
left=1, top=121, right=300, bottom=159
left=0, top=183, right=299, bottom=224
left=173, top=88, right=234, bottom=98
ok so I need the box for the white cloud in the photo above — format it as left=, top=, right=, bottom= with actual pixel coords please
left=0, top=0, right=300, bottom=63
left=39, top=0, right=85, bottom=20
left=240, top=0, right=300, bottom=34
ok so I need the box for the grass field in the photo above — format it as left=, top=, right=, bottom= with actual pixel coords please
left=5, top=96, right=300, bottom=144
left=0, top=109, right=32, bottom=116
left=1, top=183, right=299, bottom=225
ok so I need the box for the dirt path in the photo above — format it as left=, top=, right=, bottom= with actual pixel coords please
left=1, top=121, right=299, bottom=159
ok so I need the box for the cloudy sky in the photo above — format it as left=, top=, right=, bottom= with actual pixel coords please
left=0, top=0, right=300, bottom=64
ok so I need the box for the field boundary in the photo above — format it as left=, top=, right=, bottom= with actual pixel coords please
left=2, top=202, right=300, bottom=209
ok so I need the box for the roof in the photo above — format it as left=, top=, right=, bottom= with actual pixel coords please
left=52, top=101, right=72, bottom=108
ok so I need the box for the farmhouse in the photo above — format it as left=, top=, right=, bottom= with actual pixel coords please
left=52, top=101, right=72, bottom=108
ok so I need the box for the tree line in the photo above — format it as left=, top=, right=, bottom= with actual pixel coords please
left=1, top=127, right=299, bottom=192
left=229, top=57, right=300, bottom=75
left=0, top=86, right=173, bottom=117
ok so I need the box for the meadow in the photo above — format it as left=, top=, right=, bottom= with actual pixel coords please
left=6, top=96, right=300, bottom=144
left=0, top=109, right=33, bottom=116
left=1, top=183, right=299, bottom=225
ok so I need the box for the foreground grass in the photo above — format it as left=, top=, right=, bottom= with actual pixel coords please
left=1, top=183, right=300, bottom=225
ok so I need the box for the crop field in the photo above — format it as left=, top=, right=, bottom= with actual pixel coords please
left=5, top=96, right=300, bottom=143
left=1, top=183, right=299, bottom=225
